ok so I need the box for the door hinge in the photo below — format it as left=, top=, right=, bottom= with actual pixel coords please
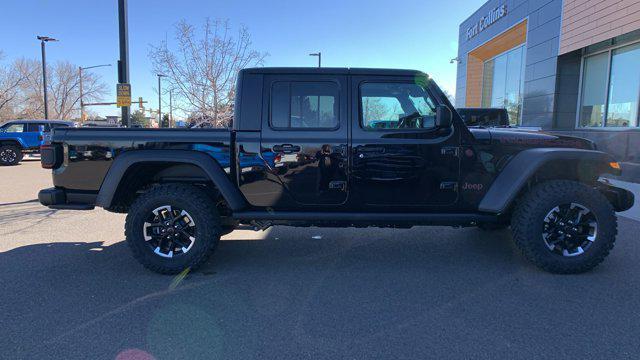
left=441, top=146, right=460, bottom=157
left=337, top=144, right=348, bottom=157
left=440, top=181, right=458, bottom=191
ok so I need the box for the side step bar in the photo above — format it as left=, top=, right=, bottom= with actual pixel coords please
left=232, top=211, right=498, bottom=226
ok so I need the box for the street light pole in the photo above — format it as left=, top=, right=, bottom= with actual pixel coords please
left=79, top=64, right=111, bottom=122
left=169, top=89, right=173, bottom=128
left=118, top=0, right=131, bottom=127
left=309, top=52, right=321, bottom=68
left=37, top=36, right=58, bottom=119
left=157, top=74, right=166, bottom=127
left=78, top=67, right=83, bottom=121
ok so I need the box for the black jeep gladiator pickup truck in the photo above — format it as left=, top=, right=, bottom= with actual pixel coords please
left=39, top=67, right=634, bottom=274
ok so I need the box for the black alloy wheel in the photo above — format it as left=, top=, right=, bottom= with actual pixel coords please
left=143, top=205, right=197, bottom=258
left=542, top=203, right=598, bottom=257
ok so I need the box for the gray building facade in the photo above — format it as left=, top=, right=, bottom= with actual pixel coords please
left=456, top=0, right=640, bottom=172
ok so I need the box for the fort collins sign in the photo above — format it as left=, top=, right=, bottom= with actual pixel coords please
left=466, top=4, right=507, bottom=40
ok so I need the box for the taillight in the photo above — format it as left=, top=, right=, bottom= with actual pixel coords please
left=41, top=143, right=62, bottom=169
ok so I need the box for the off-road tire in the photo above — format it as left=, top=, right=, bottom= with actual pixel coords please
left=0, top=145, right=23, bottom=166
left=511, top=180, right=617, bottom=274
left=125, top=184, right=222, bottom=274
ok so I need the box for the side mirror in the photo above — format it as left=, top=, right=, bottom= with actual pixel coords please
left=435, top=105, right=453, bottom=128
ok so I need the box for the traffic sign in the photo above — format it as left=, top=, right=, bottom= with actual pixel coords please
left=116, top=83, right=131, bottom=107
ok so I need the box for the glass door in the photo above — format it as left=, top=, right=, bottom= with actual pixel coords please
left=481, top=45, right=525, bottom=125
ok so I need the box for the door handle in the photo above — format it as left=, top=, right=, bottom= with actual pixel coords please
left=441, top=146, right=459, bottom=156
left=273, top=144, right=301, bottom=154
left=356, top=146, right=385, bottom=154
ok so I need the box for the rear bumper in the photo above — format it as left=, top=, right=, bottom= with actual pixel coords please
left=38, top=187, right=96, bottom=210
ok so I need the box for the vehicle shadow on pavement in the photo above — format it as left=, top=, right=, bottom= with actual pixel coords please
left=0, top=200, right=61, bottom=236
left=1, top=220, right=639, bottom=359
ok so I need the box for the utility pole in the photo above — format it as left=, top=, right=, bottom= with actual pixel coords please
left=79, top=64, right=111, bottom=122
left=309, top=52, right=321, bottom=68
left=37, top=36, right=58, bottom=119
left=157, top=74, right=166, bottom=127
left=118, top=0, right=131, bottom=127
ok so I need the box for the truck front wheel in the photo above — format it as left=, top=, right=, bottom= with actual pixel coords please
left=125, top=184, right=222, bottom=274
left=511, top=180, right=617, bottom=274
left=0, top=145, right=23, bottom=166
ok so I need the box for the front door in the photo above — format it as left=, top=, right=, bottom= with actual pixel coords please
left=350, top=76, right=461, bottom=209
left=260, top=74, right=349, bottom=207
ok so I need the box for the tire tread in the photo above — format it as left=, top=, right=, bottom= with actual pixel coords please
left=124, top=184, right=221, bottom=274
left=511, top=180, right=617, bottom=274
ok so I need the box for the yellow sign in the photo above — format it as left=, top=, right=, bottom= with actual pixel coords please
left=116, top=83, right=131, bottom=107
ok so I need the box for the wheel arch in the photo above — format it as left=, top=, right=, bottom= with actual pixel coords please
left=479, top=148, right=617, bottom=214
left=0, top=139, right=24, bottom=149
left=95, top=150, right=247, bottom=212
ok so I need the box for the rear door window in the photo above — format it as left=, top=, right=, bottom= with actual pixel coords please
left=26, top=123, right=50, bottom=132
left=270, top=81, right=339, bottom=130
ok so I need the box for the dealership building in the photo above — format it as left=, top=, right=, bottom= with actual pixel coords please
left=455, top=0, right=640, bottom=172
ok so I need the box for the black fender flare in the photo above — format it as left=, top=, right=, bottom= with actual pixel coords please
left=0, top=139, right=24, bottom=149
left=95, top=150, right=247, bottom=211
left=478, top=148, right=616, bottom=214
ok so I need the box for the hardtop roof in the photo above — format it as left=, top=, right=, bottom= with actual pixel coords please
left=242, top=67, right=427, bottom=77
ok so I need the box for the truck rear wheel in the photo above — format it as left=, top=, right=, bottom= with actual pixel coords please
left=511, top=180, right=617, bottom=274
left=0, top=145, right=23, bottom=166
left=125, top=184, right=222, bottom=274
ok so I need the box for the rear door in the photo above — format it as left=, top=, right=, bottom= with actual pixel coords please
left=25, top=123, right=47, bottom=147
left=260, top=74, right=349, bottom=207
left=350, top=76, right=461, bottom=209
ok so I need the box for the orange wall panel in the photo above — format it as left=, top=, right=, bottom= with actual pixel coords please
left=465, top=20, right=527, bottom=107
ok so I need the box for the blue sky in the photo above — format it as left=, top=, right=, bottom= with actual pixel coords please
left=0, top=0, right=484, bottom=117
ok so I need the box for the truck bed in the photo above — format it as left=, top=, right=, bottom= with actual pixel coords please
left=49, top=127, right=233, bottom=192
left=52, top=127, right=230, bottom=143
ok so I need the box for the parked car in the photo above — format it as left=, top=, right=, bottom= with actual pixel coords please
left=39, top=68, right=633, bottom=275
left=0, top=120, right=75, bottom=166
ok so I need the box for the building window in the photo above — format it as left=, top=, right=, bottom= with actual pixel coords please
left=579, top=41, right=640, bottom=128
left=270, top=81, right=339, bottom=129
left=481, top=45, right=525, bottom=125
left=360, top=82, right=437, bottom=130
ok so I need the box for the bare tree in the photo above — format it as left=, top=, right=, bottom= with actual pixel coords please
left=149, top=19, right=267, bottom=127
left=9, top=58, right=108, bottom=120
left=0, top=52, right=32, bottom=119
left=362, top=97, right=389, bottom=124
left=13, top=58, right=45, bottom=119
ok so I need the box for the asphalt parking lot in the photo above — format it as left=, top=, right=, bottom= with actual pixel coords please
left=2, top=160, right=640, bottom=359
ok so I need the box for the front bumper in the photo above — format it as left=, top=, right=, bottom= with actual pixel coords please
left=597, top=181, right=635, bottom=212
left=38, top=187, right=96, bottom=210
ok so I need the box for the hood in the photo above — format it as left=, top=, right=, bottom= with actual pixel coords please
left=487, top=128, right=595, bottom=150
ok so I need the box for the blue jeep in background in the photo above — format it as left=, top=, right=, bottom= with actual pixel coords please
left=0, top=120, right=74, bottom=166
